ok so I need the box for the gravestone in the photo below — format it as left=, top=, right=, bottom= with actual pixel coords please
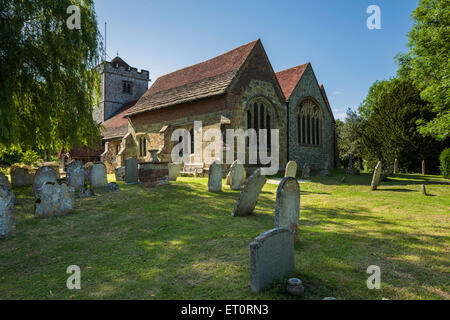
left=0, top=186, right=15, bottom=238
left=275, top=177, right=300, bottom=241
left=34, top=182, right=74, bottom=218
left=90, top=163, right=108, bottom=188
left=422, top=160, right=426, bottom=175
left=33, top=166, right=57, bottom=196
left=346, top=154, right=354, bottom=174
left=394, top=159, right=399, bottom=174
left=138, top=162, right=169, bottom=188
left=421, top=184, right=427, bottom=196
left=381, top=165, right=394, bottom=182
left=125, top=157, right=138, bottom=184
left=168, top=163, right=182, bottom=181
left=108, top=182, right=120, bottom=192
left=79, top=186, right=94, bottom=198
left=208, top=161, right=222, bottom=192
left=301, top=164, right=311, bottom=179
left=115, top=166, right=125, bottom=182
left=230, top=160, right=245, bottom=190
left=318, top=169, right=331, bottom=177
left=0, top=172, right=10, bottom=189
left=370, top=161, right=382, bottom=191
left=10, top=165, right=35, bottom=187
left=284, top=161, right=297, bottom=178
left=226, top=172, right=231, bottom=185
left=232, top=168, right=266, bottom=217
left=66, top=161, right=85, bottom=191
left=250, top=227, right=294, bottom=293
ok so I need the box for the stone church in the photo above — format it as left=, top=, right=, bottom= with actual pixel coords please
left=96, top=39, right=335, bottom=173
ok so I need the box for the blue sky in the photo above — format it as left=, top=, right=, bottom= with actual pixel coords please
left=94, top=0, right=418, bottom=120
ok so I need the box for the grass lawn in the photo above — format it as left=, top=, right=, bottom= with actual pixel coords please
left=0, top=170, right=449, bottom=300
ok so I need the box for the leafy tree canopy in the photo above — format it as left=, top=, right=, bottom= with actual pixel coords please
left=0, top=0, right=103, bottom=154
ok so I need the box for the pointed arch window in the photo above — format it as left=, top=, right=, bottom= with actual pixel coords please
left=298, top=99, right=321, bottom=146
left=139, top=136, right=147, bottom=157
left=246, top=99, right=275, bottom=150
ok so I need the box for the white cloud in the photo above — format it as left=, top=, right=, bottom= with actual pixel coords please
left=333, top=91, right=344, bottom=95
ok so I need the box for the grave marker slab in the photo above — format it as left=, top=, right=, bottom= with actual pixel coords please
left=0, top=186, right=15, bottom=238
left=275, top=177, right=300, bottom=241
left=125, top=158, right=139, bottom=184
left=33, top=166, right=57, bottom=195
left=232, top=168, right=266, bottom=217
left=34, top=182, right=74, bottom=218
left=208, top=161, right=222, bottom=192
left=90, top=163, right=108, bottom=188
left=285, top=161, right=297, bottom=178
left=168, top=163, right=182, bottom=181
left=230, top=160, right=245, bottom=190
left=370, top=161, right=382, bottom=191
left=66, top=161, right=85, bottom=191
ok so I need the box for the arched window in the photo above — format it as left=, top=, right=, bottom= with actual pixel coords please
left=139, top=136, right=147, bottom=157
left=246, top=99, right=275, bottom=150
left=298, top=100, right=321, bottom=146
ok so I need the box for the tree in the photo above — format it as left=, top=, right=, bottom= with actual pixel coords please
left=396, top=0, right=450, bottom=141
left=336, top=108, right=363, bottom=168
left=359, top=78, right=444, bottom=173
left=0, top=0, right=103, bottom=154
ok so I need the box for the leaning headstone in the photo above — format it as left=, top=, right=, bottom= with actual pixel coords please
left=275, top=177, right=300, bottom=241
left=0, top=186, right=15, bottom=238
left=232, top=168, right=266, bottom=217
left=34, top=182, right=74, bottom=218
left=79, top=186, right=94, bottom=198
left=301, top=164, right=310, bottom=179
left=394, top=159, right=399, bottom=174
left=230, top=160, right=245, bottom=190
left=10, top=165, right=35, bottom=187
left=125, top=157, right=138, bottom=184
left=421, top=184, right=427, bottom=196
left=90, top=163, right=108, bottom=188
left=225, top=172, right=231, bottom=185
left=66, top=161, right=85, bottom=191
left=33, top=166, right=57, bottom=196
left=370, top=161, right=382, bottom=191
left=381, top=165, right=394, bottom=182
left=346, top=154, right=354, bottom=175
left=114, top=166, right=125, bottom=182
left=422, top=160, right=426, bottom=175
left=208, top=161, right=222, bottom=192
left=0, top=172, right=10, bottom=189
left=284, top=161, right=297, bottom=178
left=168, top=163, right=182, bottom=181
left=108, top=182, right=120, bottom=192
left=250, top=227, right=294, bottom=293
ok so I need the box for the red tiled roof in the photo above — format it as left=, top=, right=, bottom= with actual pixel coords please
left=127, top=40, right=260, bottom=116
left=102, top=99, right=138, bottom=140
left=275, top=63, right=310, bottom=100
left=319, top=84, right=335, bottom=123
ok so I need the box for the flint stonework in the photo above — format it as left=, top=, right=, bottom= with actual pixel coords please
left=33, top=166, right=58, bottom=196
left=370, top=161, right=382, bottom=191
left=230, top=160, right=245, bottom=190
left=208, top=161, right=222, bottom=192
left=66, top=161, right=85, bottom=191
left=232, top=168, right=266, bottom=217
left=0, top=186, right=15, bottom=238
left=90, top=163, right=108, bottom=188
left=284, top=161, right=297, bottom=178
left=34, top=182, right=75, bottom=218
left=250, top=227, right=295, bottom=293
left=125, top=157, right=139, bottom=184
left=275, top=177, right=300, bottom=241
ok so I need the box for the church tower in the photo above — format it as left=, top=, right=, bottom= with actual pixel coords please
left=93, top=56, right=150, bottom=123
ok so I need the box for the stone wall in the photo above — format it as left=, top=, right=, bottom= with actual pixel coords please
left=287, top=64, right=335, bottom=170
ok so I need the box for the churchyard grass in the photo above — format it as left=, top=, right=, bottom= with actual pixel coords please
left=0, top=170, right=448, bottom=299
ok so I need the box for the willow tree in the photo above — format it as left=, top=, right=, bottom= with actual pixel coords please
left=0, top=0, right=103, bottom=154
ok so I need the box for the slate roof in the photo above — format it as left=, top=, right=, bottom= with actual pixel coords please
left=102, top=99, right=138, bottom=140
left=275, top=63, right=309, bottom=101
left=126, top=40, right=259, bottom=116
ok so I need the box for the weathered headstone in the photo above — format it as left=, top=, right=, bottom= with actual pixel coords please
left=226, top=172, right=231, bottom=185
left=230, top=160, right=245, bottom=190
left=168, top=163, right=182, bottom=181
left=0, top=186, right=15, bottom=238
left=346, top=154, right=354, bottom=174
left=301, top=164, right=310, bottom=179
left=90, top=163, right=108, bottom=188
left=108, top=182, right=120, bottom=192
left=34, top=182, right=74, bottom=218
left=422, top=160, right=426, bottom=175
left=33, top=166, right=57, bottom=196
left=250, top=227, right=295, bottom=293
left=66, top=161, right=85, bottom=191
left=421, top=184, right=427, bottom=196
left=318, top=169, right=331, bottom=177
left=0, top=172, right=10, bottom=189
left=125, top=157, right=138, bottom=184
left=232, top=168, right=266, bottom=217
left=208, top=161, right=222, bottom=192
left=394, top=159, right=399, bottom=174
left=10, top=165, right=35, bottom=187
left=381, top=165, right=394, bottom=182
left=115, top=166, right=125, bottom=182
left=370, top=161, right=382, bottom=191
left=79, top=186, right=94, bottom=198
left=284, top=161, right=297, bottom=178
left=275, top=177, right=300, bottom=241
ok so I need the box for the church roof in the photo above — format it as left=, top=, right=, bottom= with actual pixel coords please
left=102, top=99, right=138, bottom=140
left=275, top=63, right=310, bottom=100
left=126, top=40, right=259, bottom=116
